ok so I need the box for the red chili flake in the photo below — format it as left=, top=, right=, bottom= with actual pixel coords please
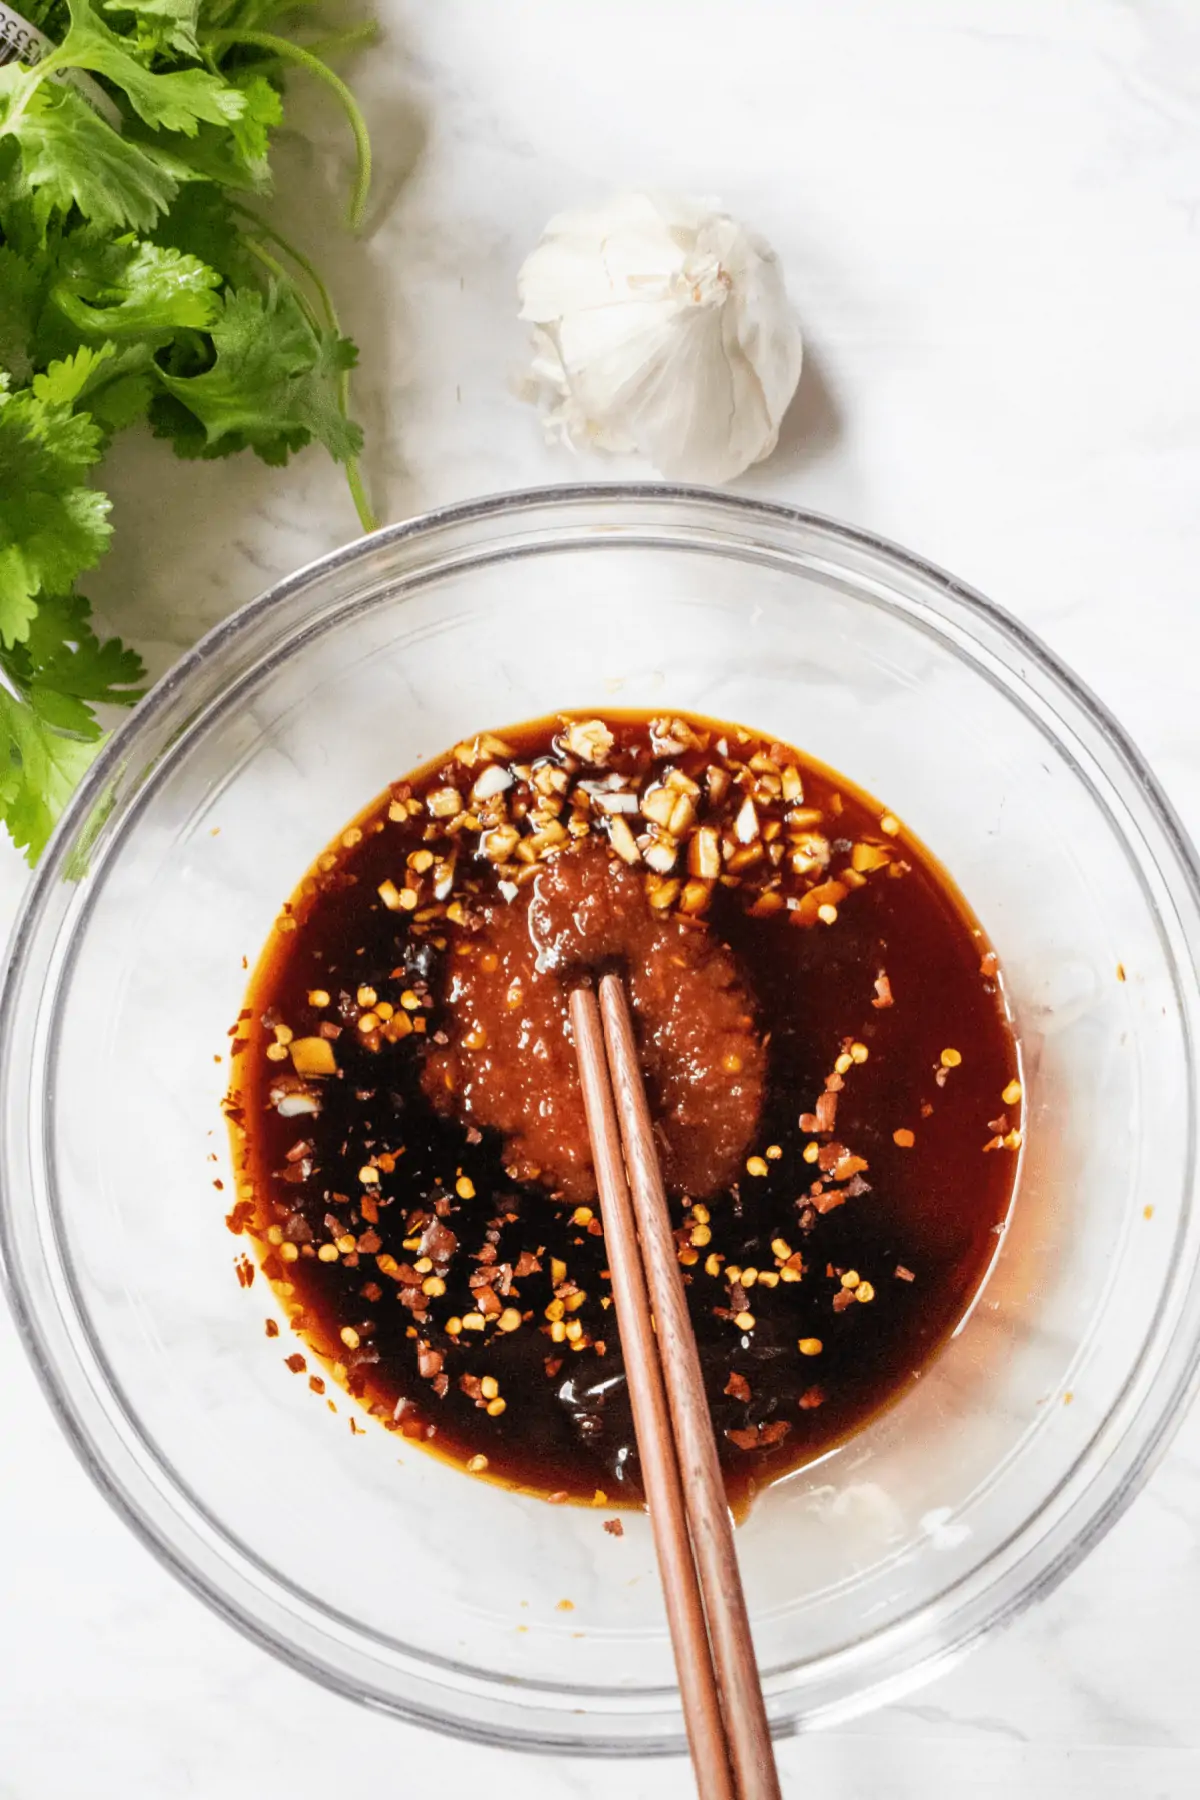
left=809, top=1095, right=836, bottom=1138
left=474, top=1241, right=498, bottom=1265
left=417, top=1344, right=444, bottom=1380
left=603, top=1518, right=624, bottom=1538
left=798, top=1386, right=825, bottom=1410
left=475, top=1284, right=502, bottom=1316
left=360, top=1192, right=379, bottom=1224
left=234, top=1255, right=255, bottom=1288
left=284, top=1353, right=307, bottom=1374
left=980, top=952, right=998, bottom=978
left=798, top=1112, right=819, bottom=1134
left=758, top=1420, right=791, bottom=1448
left=816, top=1141, right=846, bottom=1172
left=832, top=1289, right=855, bottom=1312
left=224, top=1199, right=255, bottom=1235
left=811, top=1189, right=847, bottom=1215
left=544, top=1357, right=564, bottom=1378
left=727, top=1281, right=749, bottom=1314
left=459, top=1374, right=484, bottom=1401
left=546, top=1491, right=569, bottom=1504
left=724, top=1371, right=752, bottom=1402
left=895, top=1265, right=915, bottom=1282
left=832, top=1153, right=869, bottom=1182
left=264, top=1318, right=279, bottom=1338
left=357, top=1229, right=382, bottom=1254
left=420, top=1219, right=458, bottom=1263
left=514, top=1251, right=541, bottom=1278
left=432, top=1373, right=450, bottom=1398
left=349, top=1417, right=364, bottom=1435
left=309, top=1374, right=326, bottom=1394
left=725, top=1426, right=760, bottom=1451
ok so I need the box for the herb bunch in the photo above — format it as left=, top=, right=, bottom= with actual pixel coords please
left=0, top=0, right=374, bottom=861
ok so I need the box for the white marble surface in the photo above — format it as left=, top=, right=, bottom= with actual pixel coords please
left=4, top=0, right=1200, bottom=1792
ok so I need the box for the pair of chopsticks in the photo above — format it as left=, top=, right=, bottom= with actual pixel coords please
left=571, top=974, right=782, bottom=1800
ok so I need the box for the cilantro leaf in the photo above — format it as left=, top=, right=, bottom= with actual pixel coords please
left=0, top=684, right=101, bottom=862
left=226, top=72, right=282, bottom=174
left=58, top=0, right=246, bottom=137
left=31, top=342, right=116, bottom=405
left=103, top=0, right=200, bottom=58
left=157, top=282, right=362, bottom=464
left=31, top=340, right=155, bottom=429
left=49, top=235, right=222, bottom=340
left=149, top=182, right=259, bottom=287
left=0, top=246, right=41, bottom=384
left=0, top=373, right=111, bottom=644
left=3, top=588, right=144, bottom=734
left=9, top=82, right=179, bottom=232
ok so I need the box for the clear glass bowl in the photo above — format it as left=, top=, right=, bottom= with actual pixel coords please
left=4, top=486, right=1200, bottom=1754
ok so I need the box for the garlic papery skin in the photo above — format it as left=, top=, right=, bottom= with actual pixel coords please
left=518, top=193, right=803, bottom=485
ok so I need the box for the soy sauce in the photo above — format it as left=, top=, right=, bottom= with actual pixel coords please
left=227, top=711, right=1020, bottom=1512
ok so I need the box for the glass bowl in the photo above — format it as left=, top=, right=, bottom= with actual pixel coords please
left=3, top=485, right=1200, bottom=1754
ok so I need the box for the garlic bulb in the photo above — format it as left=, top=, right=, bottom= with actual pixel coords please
left=518, top=192, right=803, bottom=485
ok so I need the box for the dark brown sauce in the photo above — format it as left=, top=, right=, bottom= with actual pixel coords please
left=227, top=711, right=1021, bottom=1512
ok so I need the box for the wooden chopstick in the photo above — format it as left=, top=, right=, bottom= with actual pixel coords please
left=570, top=987, right=736, bottom=1800
left=570, top=976, right=782, bottom=1800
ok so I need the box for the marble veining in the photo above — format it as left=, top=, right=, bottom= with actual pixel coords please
left=4, top=1, right=1200, bottom=1793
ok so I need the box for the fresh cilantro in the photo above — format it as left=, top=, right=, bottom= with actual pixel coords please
left=0, top=0, right=375, bottom=862
left=0, top=245, right=40, bottom=383
left=48, top=234, right=223, bottom=342
left=103, top=0, right=201, bottom=59
left=6, top=81, right=180, bottom=231
left=0, top=370, right=112, bottom=644
left=0, top=685, right=101, bottom=860
left=158, top=284, right=362, bottom=464
left=55, top=0, right=245, bottom=137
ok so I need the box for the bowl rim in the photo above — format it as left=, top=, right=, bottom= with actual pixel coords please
left=4, top=481, right=1200, bottom=1753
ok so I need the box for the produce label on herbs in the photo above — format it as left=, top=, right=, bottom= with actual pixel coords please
left=0, top=1, right=121, bottom=125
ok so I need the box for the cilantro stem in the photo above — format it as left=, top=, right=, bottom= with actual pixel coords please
left=232, top=206, right=339, bottom=333
left=0, top=46, right=70, bottom=132
left=343, top=455, right=375, bottom=536
left=206, top=30, right=372, bottom=232
left=240, top=225, right=377, bottom=535
left=301, top=24, right=380, bottom=64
